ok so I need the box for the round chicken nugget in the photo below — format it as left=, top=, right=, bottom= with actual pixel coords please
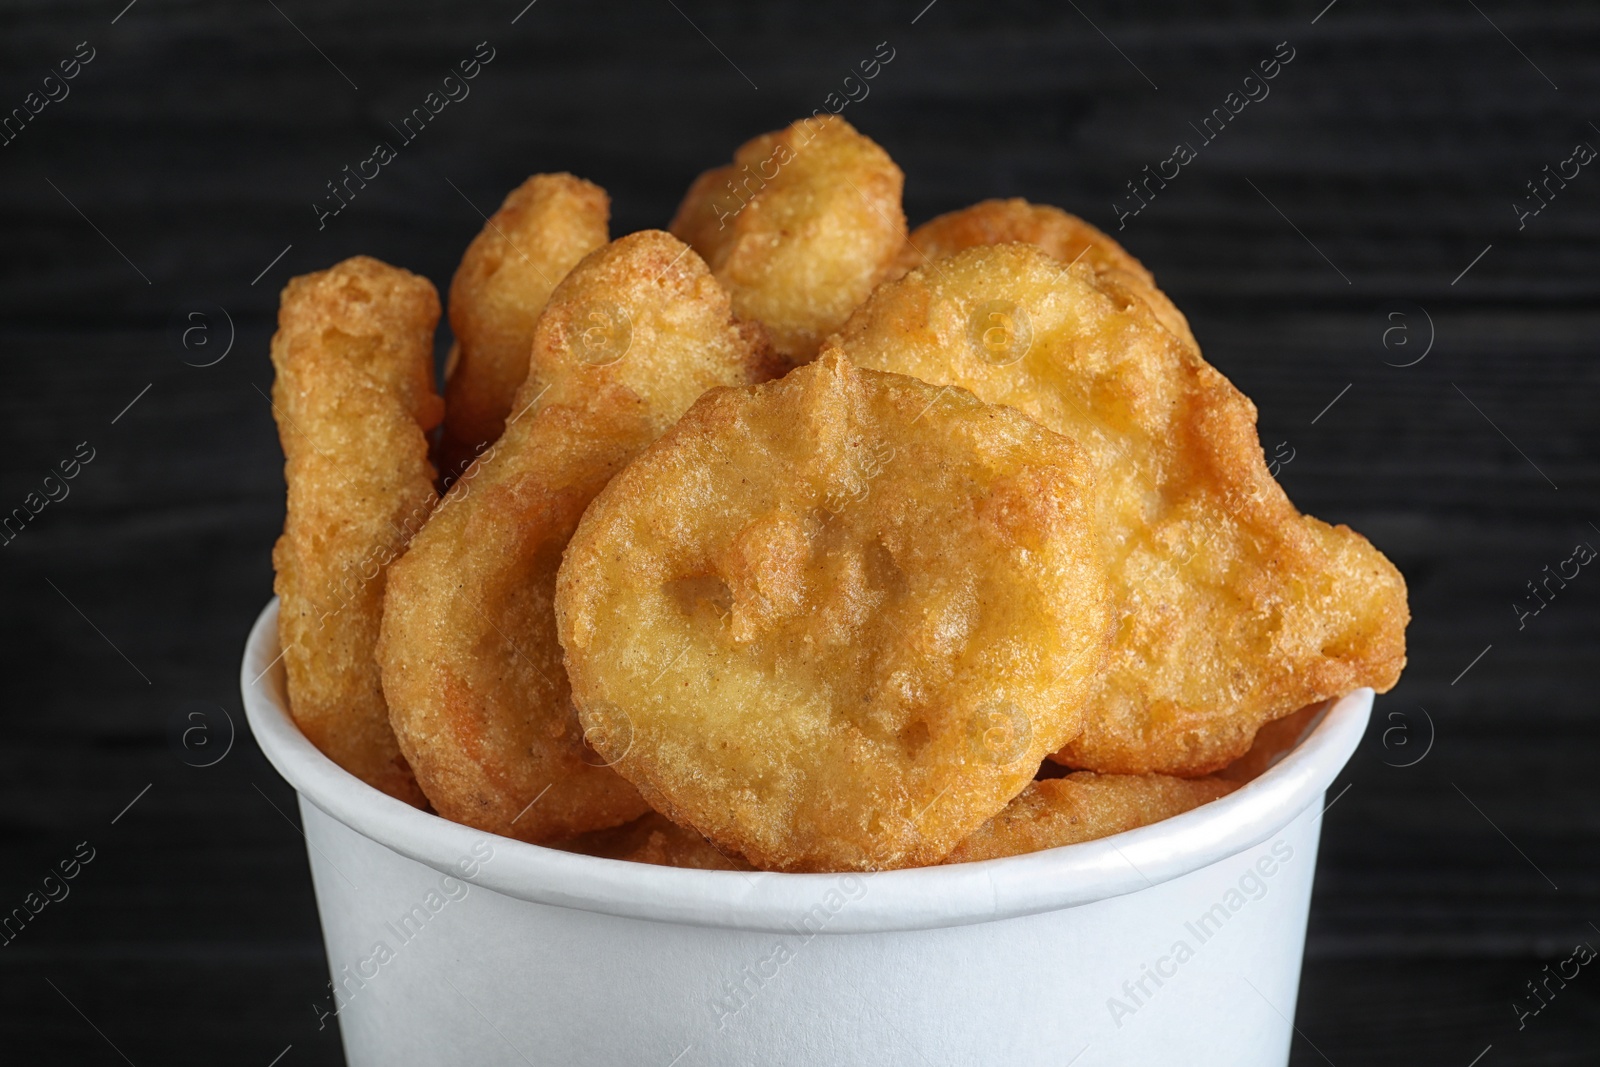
left=944, top=772, right=1236, bottom=864
left=379, top=231, right=772, bottom=844
left=556, top=353, right=1111, bottom=872
left=270, top=256, right=443, bottom=806
left=823, top=244, right=1408, bottom=776
left=439, top=173, right=609, bottom=477
left=894, top=198, right=1196, bottom=350
left=670, top=116, right=905, bottom=368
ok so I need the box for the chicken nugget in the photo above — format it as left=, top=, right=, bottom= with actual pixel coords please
left=949, top=694, right=1318, bottom=862
left=557, top=812, right=754, bottom=871
left=556, top=353, right=1111, bottom=872
left=895, top=198, right=1196, bottom=349
left=823, top=244, right=1407, bottom=776
left=378, top=231, right=772, bottom=844
left=944, top=773, right=1236, bottom=864
left=270, top=256, right=443, bottom=805
left=670, top=116, right=905, bottom=369
left=899, top=198, right=1152, bottom=283
left=439, top=173, right=609, bottom=477
left=1214, top=701, right=1326, bottom=784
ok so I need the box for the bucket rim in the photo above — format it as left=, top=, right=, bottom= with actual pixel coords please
left=242, top=597, right=1368, bottom=934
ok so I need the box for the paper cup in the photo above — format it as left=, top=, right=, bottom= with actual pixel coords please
left=242, top=599, right=1370, bottom=1066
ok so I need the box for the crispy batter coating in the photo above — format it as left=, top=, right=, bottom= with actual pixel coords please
left=556, top=353, right=1111, bottom=872
left=556, top=812, right=754, bottom=871
left=946, top=698, right=1322, bottom=863
left=1215, top=701, right=1326, bottom=784
left=894, top=198, right=1196, bottom=350
left=378, top=231, right=772, bottom=844
left=823, top=244, right=1408, bottom=776
left=439, top=173, right=609, bottom=476
left=670, top=116, right=905, bottom=368
left=943, top=772, right=1236, bottom=863
left=270, top=256, right=443, bottom=805
left=898, top=198, right=1153, bottom=284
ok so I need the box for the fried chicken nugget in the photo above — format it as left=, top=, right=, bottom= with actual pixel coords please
left=556, top=812, right=754, bottom=871
left=899, top=198, right=1152, bottom=283
left=895, top=198, right=1196, bottom=350
left=947, top=698, right=1323, bottom=863
left=943, top=773, right=1236, bottom=864
left=1214, top=701, right=1326, bottom=784
left=555, top=353, right=1111, bottom=872
left=670, top=116, right=905, bottom=369
left=438, top=173, right=609, bottom=476
left=823, top=244, right=1408, bottom=776
left=378, top=230, right=772, bottom=843
left=270, top=256, right=443, bottom=806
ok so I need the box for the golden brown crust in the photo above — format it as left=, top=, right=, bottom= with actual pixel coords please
left=270, top=255, right=443, bottom=805
left=439, top=173, right=610, bottom=476
left=899, top=198, right=1153, bottom=284
left=1214, top=701, right=1327, bottom=784
left=669, top=116, right=906, bottom=368
left=893, top=198, right=1196, bottom=350
left=378, top=231, right=774, bottom=844
left=556, top=353, right=1112, bottom=872
left=823, top=243, right=1408, bottom=776
left=943, top=772, right=1236, bottom=863
left=556, top=811, right=754, bottom=871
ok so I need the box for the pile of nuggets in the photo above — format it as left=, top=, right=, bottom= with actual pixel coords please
left=269, top=116, right=1408, bottom=874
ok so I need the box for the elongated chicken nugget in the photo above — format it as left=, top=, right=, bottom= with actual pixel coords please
left=270, top=256, right=443, bottom=805
left=895, top=198, right=1196, bottom=349
left=670, top=116, right=905, bottom=368
left=556, top=353, right=1111, bottom=872
left=944, top=773, right=1236, bottom=864
left=439, top=173, right=609, bottom=476
left=378, top=231, right=772, bottom=844
left=824, top=244, right=1407, bottom=776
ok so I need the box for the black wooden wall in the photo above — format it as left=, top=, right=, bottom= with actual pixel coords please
left=0, top=1, right=1596, bottom=1062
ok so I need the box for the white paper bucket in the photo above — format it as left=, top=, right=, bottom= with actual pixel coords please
left=241, top=599, right=1370, bottom=1067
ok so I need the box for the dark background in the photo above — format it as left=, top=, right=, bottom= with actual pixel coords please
left=1, top=0, right=1596, bottom=1062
